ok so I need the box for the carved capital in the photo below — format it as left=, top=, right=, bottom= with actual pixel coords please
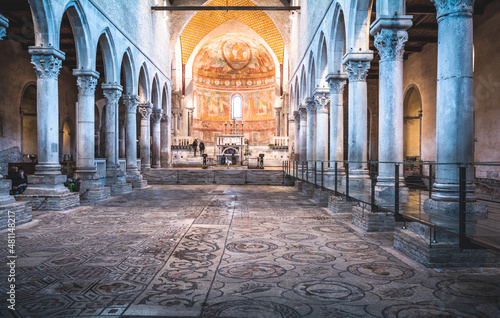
left=305, top=98, right=315, bottom=115
left=122, top=94, right=140, bottom=113
left=102, top=88, right=122, bottom=106
left=76, top=75, right=98, bottom=96
left=31, top=54, right=62, bottom=80
left=314, top=92, right=330, bottom=114
left=293, top=110, right=300, bottom=123
left=299, top=107, right=307, bottom=121
left=138, top=103, right=152, bottom=120
left=327, top=77, right=347, bottom=95
left=432, top=0, right=474, bottom=19
left=151, top=108, right=163, bottom=123
left=161, top=113, right=171, bottom=124
left=374, top=29, right=408, bottom=61
left=344, top=60, right=370, bottom=82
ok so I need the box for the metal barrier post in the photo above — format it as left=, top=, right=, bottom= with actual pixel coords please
left=301, top=161, right=304, bottom=180
left=345, top=162, right=350, bottom=199
left=459, top=164, right=467, bottom=249
left=370, top=162, right=378, bottom=212
left=334, top=162, right=338, bottom=195
left=321, top=161, right=324, bottom=189
left=306, top=161, right=309, bottom=183
left=314, top=161, right=317, bottom=187
left=429, top=163, right=433, bottom=197
left=395, top=164, right=400, bottom=215
left=282, top=161, right=285, bottom=184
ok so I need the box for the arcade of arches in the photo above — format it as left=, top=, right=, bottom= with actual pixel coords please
left=1, top=0, right=500, bottom=315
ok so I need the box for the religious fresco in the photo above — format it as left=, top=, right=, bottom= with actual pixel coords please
left=192, top=34, right=277, bottom=143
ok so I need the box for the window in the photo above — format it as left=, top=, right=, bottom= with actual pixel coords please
left=232, top=94, right=243, bottom=119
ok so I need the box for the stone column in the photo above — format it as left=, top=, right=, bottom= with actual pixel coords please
left=138, top=102, right=152, bottom=170
left=119, top=120, right=126, bottom=158
left=161, top=113, right=172, bottom=167
left=326, top=74, right=347, bottom=173
left=102, top=84, right=123, bottom=187
left=288, top=114, right=296, bottom=161
left=305, top=97, right=316, bottom=167
left=24, top=47, right=69, bottom=195
left=73, top=69, right=104, bottom=192
left=371, top=17, right=412, bottom=194
left=122, top=95, right=139, bottom=173
left=342, top=52, right=373, bottom=179
left=293, top=111, right=300, bottom=161
left=431, top=0, right=476, bottom=201
left=298, top=107, right=307, bottom=162
left=151, top=108, right=162, bottom=168
left=314, top=87, right=330, bottom=164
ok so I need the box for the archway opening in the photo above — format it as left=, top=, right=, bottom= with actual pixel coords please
left=404, top=86, right=422, bottom=175
left=21, top=84, right=37, bottom=157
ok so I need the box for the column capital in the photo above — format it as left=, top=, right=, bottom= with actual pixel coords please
left=161, top=113, right=170, bottom=124
left=151, top=108, right=163, bottom=123
left=314, top=87, right=330, bottom=114
left=298, top=106, right=307, bottom=121
left=74, top=69, right=99, bottom=96
left=342, top=52, right=373, bottom=82
left=138, top=102, right=152, bottom=120
left=30, top=49, right=64, bottom=80
left=370, top=15, right=413, bottom=35
left=122, top=94, right=140, bottom=113
left=293, top=110, right=300, bottom=123
left=102, top=84, right=123, bottom=104
left=305, top=97, right=315, bottom=115
left=432, top=0, right=475, bottom=19
left=0, top=14, right=8, bottom=40
left=326, top=74, right=347, bottom=95
left=374, top=29, right=408, bottom=62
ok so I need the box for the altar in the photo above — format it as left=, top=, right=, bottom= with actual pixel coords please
left=216, top=135, right=245, bottom=165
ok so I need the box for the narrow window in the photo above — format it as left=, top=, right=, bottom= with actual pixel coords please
left=232, top=94, right=243, bottom=119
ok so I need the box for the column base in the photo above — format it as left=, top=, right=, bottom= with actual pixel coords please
left=74, top=171, right=110, bottom=201
left=394, top=222, right=500, bottom=267
left=352, top=202, right=395, bottom=232
left=375, top=185, right=409, bottom=203
left=301, top=183, right=315, bottom=196
left=151, top=164, right=161, bottom=168
left=423, top=198, right=488, bottom=220
left=328, top=195, right=355, bottom=215
left=15, top=193, right=79, bottom=211
left=80, top=187, right=111, bottom=201
left=126, top=169, right=148, bottom=188
left=23, top=175, right=70, bottom=196
left=105, top=169, right=132, bottom=194
left=0, top=201, right=32, bottom=230
left=431, top=182, right=477, bottom=201
left=0, top=179, right=16, bottom=205
left=294, top=180, right=303, bottom=191
left=313, top=188, right=331, bottom=207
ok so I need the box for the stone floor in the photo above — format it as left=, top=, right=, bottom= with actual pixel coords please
left=1, top=185, right=499, bottom=317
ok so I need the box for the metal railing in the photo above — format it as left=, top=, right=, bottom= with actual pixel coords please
left=283, top=160, right=500, bottom=252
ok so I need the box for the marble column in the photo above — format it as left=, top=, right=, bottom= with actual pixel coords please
left=122, top=95, right=140, bottom=176
left=24, top=47, right=69, bottom=195
left=342, top=52, right=373, bottom=178
left=431, top=0, right=476, bottom=201
left=305, top=97, right=316, bottom=167
left=151, top=108, right=162, bottom=168
left=138, top=102, right=152, bottom=170
left=288, top=114, right=296, bottom=161
left=326, top=74, right=347, bottom=172
left=314, top=87, right=330, bottom=164
left=299, top=106, right=307, bottom=162
left=161, top=113, right=172, bottom=167
left=102, top=84, right=123, bottom=186
left=371, top=18, right=412, bottom=191
left=73, top=69, right=103, bottom=190
left=119, top=120, right=126, bottom=158
left=293, top=111, right=300, bottom=161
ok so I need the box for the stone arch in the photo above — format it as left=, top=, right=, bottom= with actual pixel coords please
left=61, top=117, right=75, bottom=159
left=161, top=84, right=169, bottom=112
left=119, top=49, right=135, bottom=95
left=347, top=0, right=373, bottom=52
left=317, top=33, right=328, bottom=88
left=403, top=84, right=423, bottom=165
left=30, top=0, right=57, bottom=47
left=138, top=63, right=150, bottom=102
left=151, top=75, right=160, bottom=109
left=289, top=84, right=294, bottom=113
left=300, top=66, right=306, bottom=104
left=307, top=52, right=315, bottom=97
left=58, top=1, right=92, bottom=70
left=19, top=82, right=38, bottom=156
left=294, top=77, right=300, bottom=111
left=330, top=4, right=347, bottom=74
left=96, top=28, right=118, bottom=84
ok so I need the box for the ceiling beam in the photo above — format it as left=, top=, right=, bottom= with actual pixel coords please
left=151, top=5, right=300, bottom=11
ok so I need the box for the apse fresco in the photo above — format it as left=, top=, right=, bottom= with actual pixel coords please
left=192, top=34, right=277, bottom=143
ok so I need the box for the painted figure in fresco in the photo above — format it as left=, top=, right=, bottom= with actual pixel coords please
left=248, top=93, right=256, bottom=119
left=209, top=92, right=219, bottom=116
left=258, top=92, right=267, bottom=116
left=268, top=91, right=273, bottom=113
left=200, top=92, right=207, bottom=119
left=220, top=93, right=229, bottom=118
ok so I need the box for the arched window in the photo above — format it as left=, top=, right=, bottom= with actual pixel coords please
left=232, top=94, right=243, bottom=119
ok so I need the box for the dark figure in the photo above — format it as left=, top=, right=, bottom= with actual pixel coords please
left=199, top=141, right=205, bottom=155
left=192, top=139, right=198, bottom=157
left=7, top=166, right=23, bottom=195
left=17, top=166, right=27, bottom=193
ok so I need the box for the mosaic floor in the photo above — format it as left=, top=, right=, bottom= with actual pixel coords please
left=1, top=185, right=499, bottom=317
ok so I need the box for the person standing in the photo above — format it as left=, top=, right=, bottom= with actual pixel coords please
left=199, top=141, right=205, bottom=155
left=192, top=139, right=198, bottom=157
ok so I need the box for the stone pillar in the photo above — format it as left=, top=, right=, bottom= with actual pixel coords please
left=371, top=17, right=412, bottom=194
left=326, top=74, right=347, bottom=173
left=151, top=108, right=162, bottom=168
left=288, top=114, right=296, bottom=161
left=431, top=0, right=476, bottom=201
left=342, top=52, right=373, bottom=179
left=24, top=47, right=69, bottom=195
left=172, top=111, right=179, bottom=137
left=314, top=88, right=330, bottom=164
left=0, top=14, right=8, bottom=40
left=298, top=106, right=307, bottom=162
left=293, top=111, right=300, bottom=161
left=305, top=98, right=316, bottom=167
left=161, top=113, right=172, bottom=167
left=102, top=84, right=123, bottom=187
left=119, top=120, right=125, bottom=158
left=138, top=102, right=152, bottom=170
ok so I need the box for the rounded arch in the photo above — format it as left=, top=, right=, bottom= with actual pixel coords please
left=300, top=66, right=306, bottom=104
left=161, top=84, right=169, bottom=112
left=403, top=84, right=423, bottom=163
left=307, top=52, right=316, bottom=97
left=318, top=33, right=328, bottom=87
left=30, top=0, right=57, bottom=47
left=294, top=76, right=300, bottom=111
left=20, top=82, right=38, bottom=156
left=96, top=28, right=118, bottom=83
left=151, top=75, right=160, bottom=109
left=347, top=0, right=373, bottom=52
left=138, top=63, right=150, bottom=102
left=330, top=5, right=347, bottom=74
left=58, top=1, right=92, bottom=70
left=119, top=48, right=136, bottom=95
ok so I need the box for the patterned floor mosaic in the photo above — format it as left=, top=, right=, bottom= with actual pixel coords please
left=1, top=185, right=499, bottom=317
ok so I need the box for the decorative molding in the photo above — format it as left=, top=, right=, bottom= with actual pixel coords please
left=314, top=93, right=330, bottom=114
left=102, top=88, right=122, bottom=106
left=161, top=113, right=170, bottom=124
left=151, top=108, right=163, bottom=123
left=31, top=55, right=62, bottom=80
left=344, top=60, right=370, bottom=82
left=432, top=0, right=474, bottom=19
left=374, top=29, right=408, bottom=61
left=122, top=94, right=140, bottom=113
left=138, top=103, right=152, bottom=120
left=76, top=75, right=98, bottom=96
left=305, top=97, right=315, bottom=114
left=327, top=77, right=347, bottom=95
